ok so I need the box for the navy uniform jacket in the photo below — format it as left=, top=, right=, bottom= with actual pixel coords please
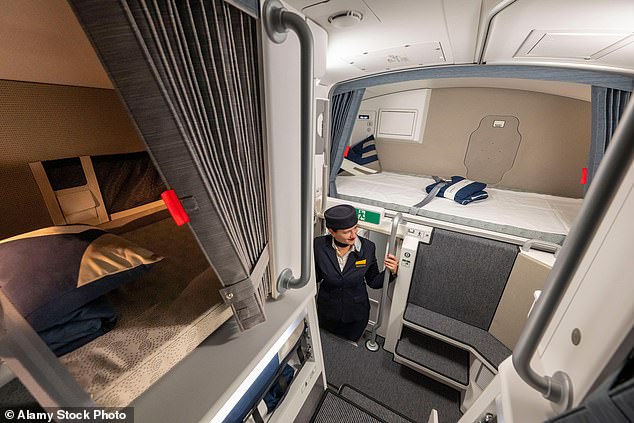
left=314, top=235, right=388, bottom=323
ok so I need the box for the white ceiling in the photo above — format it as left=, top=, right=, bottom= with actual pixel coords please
left=2, top=0, right=633, bottom=96
left=483, top=0, right=634, bottom=72
left=286, top=0, right=482, bottom=86
left=288, top=0, right=634, bottom=89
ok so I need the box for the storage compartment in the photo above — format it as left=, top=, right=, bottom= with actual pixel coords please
left=378, top=109, right=418, bottom=138
left=240, top=320, right=313, bottom=423
left=352, top=89, right=430, bottom=144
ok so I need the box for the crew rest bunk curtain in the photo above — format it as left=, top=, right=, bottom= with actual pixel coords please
left=329, top=89, right=365, bottom=196
left=70, top=0, right=269, bottom=330
left=588, top=87, right=631, bottom=188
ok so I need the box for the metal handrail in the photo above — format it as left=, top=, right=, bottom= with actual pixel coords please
left=512, top=98, right=634, bottom=412
left=263, top=0, right=315, bottom=293
left=366, top=213, right=402, bottom=351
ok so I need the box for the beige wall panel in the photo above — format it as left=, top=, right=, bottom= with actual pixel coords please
left=0, top=80, right=145, bottom=239
left=375, top=87, right=591, bottom=198
left=489, top=253, right=551, bottom=350
left=0, top=0, right=112, bottom=89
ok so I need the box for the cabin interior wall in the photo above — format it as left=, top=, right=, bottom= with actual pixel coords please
left=373, top=87, right=591, bottom=198
left=0, top=79, right=145, bottom=239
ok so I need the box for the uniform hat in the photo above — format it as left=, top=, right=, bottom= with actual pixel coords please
left=324, top=205, right=358, bottom=230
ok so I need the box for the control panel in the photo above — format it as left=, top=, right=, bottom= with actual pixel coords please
left=405, top=222, right=433, bottom=244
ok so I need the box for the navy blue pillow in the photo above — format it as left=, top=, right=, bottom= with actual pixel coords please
left=347, top=135, right=380, bottom=167
left=425, top=176, right=488, bottom=205
left=0, top=226, right=162, bottom=331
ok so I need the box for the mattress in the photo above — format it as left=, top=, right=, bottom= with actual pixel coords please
left=59, top=215, right=233, bottom=407
left=336, top=172, right=583, bottom=243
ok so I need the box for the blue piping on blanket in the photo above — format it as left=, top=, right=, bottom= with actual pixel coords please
left=425, top=176, right=488, bottom=205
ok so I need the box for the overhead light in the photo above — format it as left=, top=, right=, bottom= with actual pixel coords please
left=328, top=10, right=363, bottom=29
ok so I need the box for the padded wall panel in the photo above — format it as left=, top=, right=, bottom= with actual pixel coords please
left=92, top=152, right=165, bottom=214
left=408, top=229, right=518, bottom=331
left=464, top=115, right=521, bottom=184
left=0, top=80, right=146, bottom=239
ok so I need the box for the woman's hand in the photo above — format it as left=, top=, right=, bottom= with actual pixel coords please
left=384, top=253, right=398, bottom=275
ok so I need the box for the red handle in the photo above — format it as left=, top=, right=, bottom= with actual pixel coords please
left=161, top=190, right=190, bottom=226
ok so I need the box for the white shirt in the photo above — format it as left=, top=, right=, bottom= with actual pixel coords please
left=331, top=236, right=362, bottom=272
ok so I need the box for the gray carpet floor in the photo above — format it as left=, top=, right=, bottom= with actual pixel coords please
left=340, top=385, right=414, bottom=423
left=312, top=390, right=384, bottom=423
left=320, top=329, right=463, bottom=423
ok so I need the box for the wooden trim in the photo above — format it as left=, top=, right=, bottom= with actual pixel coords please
left=79, top=156, right=109, bottom=224
left=109, top=200, right=166, bottom=221
left=98, top=201, right=166, bottom=231
left=28, top=161, right=66, bottom=225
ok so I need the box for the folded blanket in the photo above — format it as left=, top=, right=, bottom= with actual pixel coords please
left=425, top=176, right=488, bottom=205
left=38, top=296, right=117, bottom=356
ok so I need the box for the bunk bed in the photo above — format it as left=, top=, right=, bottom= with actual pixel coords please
left=1, top=149, right=313, bottom=414
left=60, top=212, right=234, bottom=407
left=336, top=171, right=583, bottom=244
left=0, top=208, right=234, bottom=407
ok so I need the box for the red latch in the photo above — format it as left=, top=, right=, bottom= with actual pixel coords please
left=344, top=145, right=350, bottom=157
left=580, top=167, right=588, bottom=185
left=161, top=190, right=190, bottom=226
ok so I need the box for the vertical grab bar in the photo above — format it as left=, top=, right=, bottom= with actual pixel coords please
left=366, top=213, right=402, bottom=351
left=512, top=98, right=634, bottom=412
left=263, top=0, right=314, bottom=293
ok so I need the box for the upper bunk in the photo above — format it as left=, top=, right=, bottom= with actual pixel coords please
left=324, top=79, right=594, bottom=245
left=292, top=0, right=634, bottom=246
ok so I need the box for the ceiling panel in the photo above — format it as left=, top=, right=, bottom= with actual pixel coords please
left=516, top=30, right=633, bottom=60
left=287, top=0, right=482, bottom=85
left=342, top=42, right=446, bottom=73
left=483, top=0, right=634, bottom=73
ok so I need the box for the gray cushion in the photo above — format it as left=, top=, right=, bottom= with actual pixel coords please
left=408, top=228, right=518, bottom=331
left=404, top=303, right=511, bottom=368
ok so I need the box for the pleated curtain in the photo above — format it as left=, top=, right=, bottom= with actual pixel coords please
left=70, top=0, right=269, bottom=330
left=588, top=87, right=632, bottom=188
left=329, top=89, right=365, bottom=196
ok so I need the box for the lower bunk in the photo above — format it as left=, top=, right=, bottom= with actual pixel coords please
left=0, top=209, right=234, bottom=407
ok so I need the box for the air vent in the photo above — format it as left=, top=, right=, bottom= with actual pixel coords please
left=343, top=42, right=445, bottom=73
left=328, top=10, right=363, bottom=29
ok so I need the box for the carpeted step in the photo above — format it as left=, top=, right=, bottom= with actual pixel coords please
left=339, top=385, right=415, bottom=423
left=311, top=390, right=387, bottom=423
left=396, top=327, right=470, bottom=386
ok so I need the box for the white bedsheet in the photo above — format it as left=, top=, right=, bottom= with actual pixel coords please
left=337, top=172, right=583, bottom=235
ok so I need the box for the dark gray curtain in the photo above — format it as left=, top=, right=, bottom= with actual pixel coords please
left=587, top=87, right=631, bottom=188
left=223, top=0, right=258, bottom=17
left=329, top=89, right=365, bottom=195
left=70, top=0, right=269, bottom=330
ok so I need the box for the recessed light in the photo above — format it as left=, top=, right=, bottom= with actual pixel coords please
left=328, top=10, right=363, bottom=29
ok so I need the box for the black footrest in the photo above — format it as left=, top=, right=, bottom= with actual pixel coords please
left=396, top=327, right=469, bottom=386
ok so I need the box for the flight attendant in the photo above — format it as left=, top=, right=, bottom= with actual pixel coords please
left=314, top=204, right=398, bottom=342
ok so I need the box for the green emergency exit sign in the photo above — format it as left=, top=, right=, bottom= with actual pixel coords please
left=355, top=208, right=381, bottom=225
